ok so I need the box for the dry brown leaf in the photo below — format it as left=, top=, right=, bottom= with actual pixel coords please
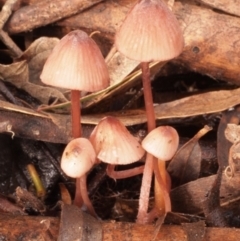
left=22, top=37, right=60, bottom=85
left=155, top=88, right=240, bottom=119
left=171, top=172, right=240, bottom=214
left=0, top=60, right=68, bottom=104
left=224, top=123, right=240, bottom=144
left=57, top=0, right=134, bottom=36
left=168, top=125, right=212, bottom=186
left=195, top=0, right=240, bottom=17
left=108, top=50, right=139, bottom=86
left=80, top=88, right=240, bottom=125
left=0, top=99, right=48, bottom=117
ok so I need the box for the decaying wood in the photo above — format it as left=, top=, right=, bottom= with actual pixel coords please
left=5, top=0, right=103, bottom=34
left=175, top=2, right=240, bottom=85
left=0, top=213, right=60, bottom=240
left=1, top=212, right=240, bottom=241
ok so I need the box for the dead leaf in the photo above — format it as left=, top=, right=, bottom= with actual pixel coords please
left=195, top=0, right=240, bottom=17
left=224, top=123, right=240, bottom=144
left=80, top=88, right=240, bottom=126
left=168, top=125, right=212, bottom=186
left=0, top=60, right=68, bottom=104
left=21, top=36, right=60, bottom=85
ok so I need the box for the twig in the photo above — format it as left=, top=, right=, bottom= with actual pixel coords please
left=0, top=0, right=23, bottom=58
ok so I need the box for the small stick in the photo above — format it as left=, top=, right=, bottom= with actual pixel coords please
left=0, top=0, right=23, bottom=58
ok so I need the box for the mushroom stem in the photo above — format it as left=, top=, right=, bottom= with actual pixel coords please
left=153, top=160, right=171, bottom=216
left=76, top=175, right=98, bottom=218
left=73, top=177, right=83, bottom=207
left=106, top=164, right=144, bottom=179
left=147, top=159, right=171, bottom=223
left=71, top=90, right=83, bottom=210
left=71, top=90, right=81, bottom=138
left=141, top=62, right=156, bottom=132
left=136, top=153, right=154, bottom=224
left=136, top=62, right=156, bottom=223
left=157, top=161, right=171, bottom=192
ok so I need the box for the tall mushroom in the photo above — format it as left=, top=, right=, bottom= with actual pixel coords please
left=41, top=30, right=109, bottom=209
left=61, top=137, right=97, bottom=217
left=89, top=116, right=145, bottom=179
left=40, top=30, right=109, bottom=138
left=115, top=0, right=184, bottom=223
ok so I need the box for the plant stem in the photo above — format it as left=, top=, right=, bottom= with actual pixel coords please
left=71, top=90, right=81, bottom=138
left=27, top=164, right=46, bottom=198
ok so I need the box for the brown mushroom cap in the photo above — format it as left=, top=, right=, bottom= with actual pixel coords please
left=115, top=0, right=184, bottom=62
left=89, top=116, right=145, bottom=165
left=40, top=30, right=109, bottom=92
left=142, top=126, right=179, bottom=161
left=61, top=138, right=96, bottom=178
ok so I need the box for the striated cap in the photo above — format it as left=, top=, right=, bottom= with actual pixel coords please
left=115, top=0, right=184, bottom=62
left=40, top=30, right=109, bottom=92
left=142, top=126, right=179, bottom=161
left=89, top=116, right=145, bottom=165
left=61, top=138, right=96, bottom=178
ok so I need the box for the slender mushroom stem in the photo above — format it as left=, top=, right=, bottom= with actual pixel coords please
left=154, top=160, right=171, bottom=216
left=137, top=153, right=154, bottom=223
left=73, top=178, right=83, bottom=208
left=78, top=174, right=98, bottom=218
left=71, top=90, right=81, bottom=138
left=138, top=62, right=171, bottom=223
left=147, top=159, right=171, bottom=223
left=137, top=62, right=156, bottom=223
left=141, top=62, right=156, bottom=132
left=154, top=160, right=171, bottom=215
left=153, top=160, right=171, bottom=212
left=71, top=90, right=83, bottom=207
left=106, top=164, right=145, bottom=179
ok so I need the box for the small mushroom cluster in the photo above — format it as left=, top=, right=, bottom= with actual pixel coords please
left=40, top=0, right=183, bottom=223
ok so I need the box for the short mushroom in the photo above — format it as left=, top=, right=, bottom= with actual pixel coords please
left=89, top=116, right=145, bottom=179
left=40, top=30, right=109, bottom=138
left=61, top=137, right=97, bottom=217
left=142, top=126, right=179, bottom=220
left=115, top=0, right=184, bottom=223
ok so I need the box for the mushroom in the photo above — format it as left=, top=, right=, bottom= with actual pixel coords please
left=115, top=0, right=184, bottom=223
left=61, top=137, right=97, bottom=217
left=142, top=126, right=179, bottom=220
left=89, top=116, right=145, bottom=179
left=40, top=30, right=109, bottom=138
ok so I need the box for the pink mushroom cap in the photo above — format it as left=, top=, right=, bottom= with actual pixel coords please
left=89, top=116, right=145, bottom=165
left=40, top=30, right=109, bottom=92
left=142, top=126, right=179, bottom=161
left=115, top=0, right=184, bottom=62
left=61, top=138, right=96, bottom=178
